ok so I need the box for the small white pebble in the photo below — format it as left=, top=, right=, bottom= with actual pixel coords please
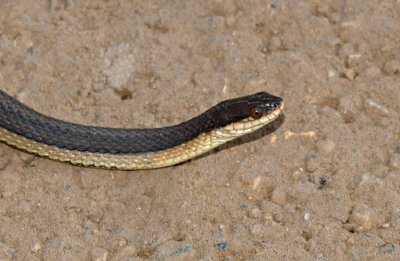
left=365, top=99, right=390, bottom=115
left=346, top=53, right=362, bottom=68
left=382, top=223, right=390, bottom=228
left=304, top=213, right=310, bottom=220
left=32, top=242, right=41, bottom=253
left=348, top=53, right=361, bottom=59
left=246, top=78, right=266, bottom=88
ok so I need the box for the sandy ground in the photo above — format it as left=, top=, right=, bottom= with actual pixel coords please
left=0, top=0, right=399, bottom=260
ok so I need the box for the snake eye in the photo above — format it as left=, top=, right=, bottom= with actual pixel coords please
left=250, top=107, right=263, bottom=119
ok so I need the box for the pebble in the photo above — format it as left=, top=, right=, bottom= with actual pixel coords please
left=89, top=247, right=108, bottom=261
left=315, top=2, right=329, bottom=15
left=260, top=201, right=281, bottom=214
left=153, top=241, right=194, bottom=260
left=109, top=245, right=137, bottom=261
left=0, top=156, right=8, bottom=170
left=32, top=242, right=42, bottom=253
left=371, top=148, right=386, bottom=164
left=104, top=54, right=136, bottom=89
left=364, top=99, right=390, bottom=115
left=0, top=169, right=22, bottom=198
left=360, top=66, right=380, bottom=79
left=304, top=213, right=310, bottom=221
left=343, top=68, right=355, bottom=80
left=83, top=220, right=98, bottom=230
left=287, top=181, right=316, bottom=202
left=248, top=208, right=262, bottom=218
left=359, top=173, right=383, bottom=187
left=316, top=140, right=335, bottom=154
left=346, top=53, right=362, bottom=68
left=8, top=199, right=32, bottom=217
left=378, top=116, right=391, bottom=127
left=250, top=223, right=264, bottom=236
left=348, top=204, right=380, bottom=232
left=383, top=60, right=400, bottom=75
left=326, top=36, right=340, bottom=49
left=93, top=83, right=105, bottom=92
left=383, top=243, right=396, bottom=254
left=272, top=212, right=284, bottom=223
left=338, top=92, right=361, bottom=116
left=226, top=16, right=236, bottom=27
left=346, top=237, right=355, bottom=246
left=337, top=43, right=354, bottom=58
left=327, top=69, right=336, bottom=79
left=219, top=224, right=230, bottom=235
left=19, top=152, right=35, bottom=164
left=214, top=242, right=229, bottom=251
left=328, top=12, right=341, bottom=24
left=305, top=154, right=319, bottom=172
left=89, top=189, right=107, bottom=201
left=80, top=170, right=110, bottom=189
left=320, top=175, right=330, bottom=186
left=270, top=186, right=286, bottom=205
left=307, top=172, right=318, bottom=185
left=371, top=164, right=389, bottom=178
left=0, top=242, right=14, bottom=259
left=212, top=0, right=237, bottom=15
left=0, top=198, right=8, bottom=215
left=382, top=223, right=390, bottom=228
left=389, top=153, right=400, bottom=169
left=82, top=200, right=103, bottom=222
left=41, top=236, right=88, bottom=260
left=210, top=16, right=225, bottom=30
left=246, top=78, right=266, bottom=88
left=268, top=36, right=281, bottom=51
left=292, top=169, right=302, bottom=180
left=48, top=0, right=74, bottom=9
left=119, top=239, right=127, bottom=247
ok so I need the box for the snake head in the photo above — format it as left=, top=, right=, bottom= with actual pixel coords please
left=244, top=92, right=283, bottom=119
left=214, top=92, right=283, bottom=126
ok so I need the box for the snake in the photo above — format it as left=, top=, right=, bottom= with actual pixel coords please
left=0, top=89, right=284, bottom=170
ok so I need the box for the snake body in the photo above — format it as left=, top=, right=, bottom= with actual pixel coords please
left=0, top=90, right=284, bottom=170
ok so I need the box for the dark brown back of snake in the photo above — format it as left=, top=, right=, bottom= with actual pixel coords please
left=0, top=90, right=240, bottom=154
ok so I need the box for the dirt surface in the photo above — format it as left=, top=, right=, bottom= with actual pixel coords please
left=0, top=0, right=400, bottom=260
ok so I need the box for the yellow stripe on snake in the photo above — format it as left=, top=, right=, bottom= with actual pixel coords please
left=0, top=90, right=284, bottom=170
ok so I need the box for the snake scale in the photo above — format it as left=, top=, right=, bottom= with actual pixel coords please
left=0, top=90, right=284, bottom=170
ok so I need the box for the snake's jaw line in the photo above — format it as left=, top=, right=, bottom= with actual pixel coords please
left=0, top=90, right=284, bottom=170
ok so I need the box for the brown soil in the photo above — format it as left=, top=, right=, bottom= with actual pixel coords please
left=0, top=1, right=400, bottom=260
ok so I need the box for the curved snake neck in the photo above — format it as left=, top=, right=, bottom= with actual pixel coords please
left=0, top=90, right=282, bottom=155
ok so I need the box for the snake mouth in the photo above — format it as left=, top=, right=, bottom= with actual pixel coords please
left=263, top=100, right=284, bottom=121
